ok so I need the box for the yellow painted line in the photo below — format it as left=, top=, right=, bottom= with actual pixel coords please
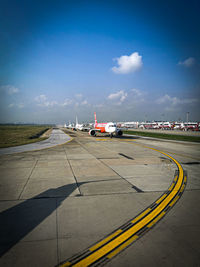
left=60, top=144, right=185, bottom=267
left=131, top=208, right=151, bottom=224
left=174, top=176, right=178, bottom=182
left=72, top=181, right=183, bottom=266
left=184, top=176, right=187, bottom=183
left=95, top=139, right=108, bottom=141
left=122, top=139, right=200, bottom=161
left=169, top=195, right=180, bottom=207
left=180, top=184, right=185, bottom=193
left=168, top=183, right=175, bottom=191
left=62, top=262, right=71, bottom=267
left=107, top=235, right=139, bottom=259
left=90, top=229, right=123, bottom=252
left=156, top=193, right=167, bottom=204
left=147, top=211, right=166, bottom=228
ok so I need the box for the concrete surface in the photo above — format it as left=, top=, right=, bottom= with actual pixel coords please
left=0, top=128, right=71, bottom=155
left=126, top=128, right=200, bottom=136
left=0, top=129, right=199, bottom=266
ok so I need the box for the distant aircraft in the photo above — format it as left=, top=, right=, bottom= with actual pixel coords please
left=75, top=116, right=84, bottom=131
left=67, top=121, right=73, bottom=129
left=89, top=112, right=123, bottom=138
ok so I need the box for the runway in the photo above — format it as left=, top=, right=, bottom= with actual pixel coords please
left=0, top=129, right=199, bottom=266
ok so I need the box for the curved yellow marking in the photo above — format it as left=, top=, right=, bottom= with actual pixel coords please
left=147, top=211, right=166, bottom=228
left=60, top=143, right=185, bottom=267
left=168, top=183, right=175, bottom=191
left=131, top=208, right=151, bottom=224
left=107, top=235, right=139, bottom=259
left=89, top=229, right=123, bottom=252
left=156, top=193, right=167, bottom=204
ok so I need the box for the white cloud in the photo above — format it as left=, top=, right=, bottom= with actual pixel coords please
left=61, top=98, right=73, bottom=106
left=8, top=86, right=19, bottom=95
left=8, top=103, right=24, bottom=108
left=81, top=100, right=88, bottom=105
left=156, top=94, right=198, bottom=106
left=35, top=94, right=47, bottom=102
left=95, top=104, right=104, bottom=108
left=107, top=90, right=128, bottom=105
left=131, top=88, right=143, bottom=97
left=178, top=57, right=195, bottom=67
left=17, top=103, right=24, bottom=108
left=0, top=85, right=19, bottom=95
left=112, top=52, right=143, bottom=74
left=156, top=94, right=178, bottom=105
left=8, top=103, right=14, bottom=108
left=75, top=93, right=83, bottom=99
left=43, top=101, right=57, bottom=107
left=35, top=94, right=57, bottom=107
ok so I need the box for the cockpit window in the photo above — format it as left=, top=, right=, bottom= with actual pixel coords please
left=109, top=124, right=116, bottom=128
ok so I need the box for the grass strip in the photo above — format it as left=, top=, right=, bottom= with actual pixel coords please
left=0, top=125, right=52, bottom=148
left=123, top=130, right=200, bottom=142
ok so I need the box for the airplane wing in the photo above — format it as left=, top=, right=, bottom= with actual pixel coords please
left=81, top=127, right=92, bottom=132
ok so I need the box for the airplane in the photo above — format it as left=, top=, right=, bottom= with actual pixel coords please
left=66, top=121, right=74, bottom=129
left=89, top=112, right=123, bottom=138
left=75, top=116, right=84, bottom=131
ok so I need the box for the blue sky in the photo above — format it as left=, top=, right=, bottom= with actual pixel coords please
left=0, top=0, right=199, bottom=123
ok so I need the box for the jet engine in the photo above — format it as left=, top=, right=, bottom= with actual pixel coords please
left=89, top=129, right=96, bottom=136
left=117, top=129, right=123, bottom=136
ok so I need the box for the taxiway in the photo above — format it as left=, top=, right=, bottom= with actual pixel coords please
left=0, top=129, right=199, bottom=266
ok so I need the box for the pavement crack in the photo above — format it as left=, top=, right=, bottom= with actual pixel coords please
left=56, top=198, right=60, bottom=265
left=18, top=159, right=38, bottom=200
left=62, top=146, right=82, bottom=196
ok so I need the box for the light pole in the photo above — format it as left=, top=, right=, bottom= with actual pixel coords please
left=145, top=114, right=147, bottom=123
left=161, top=114, right=165, bottom=129
left=186, top=112, right=189, bottom=124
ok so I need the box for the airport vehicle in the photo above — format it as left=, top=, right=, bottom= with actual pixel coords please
left=89, top=112, right=123, bottom=137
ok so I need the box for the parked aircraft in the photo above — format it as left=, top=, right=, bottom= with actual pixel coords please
left=89, top=112, right=123, bottom=137
left=183, top=122, right=200, bottom=131
left=66, top=121, right=74, bottom=129
left=139, top=122, right=160, bottom=129
left=75, top=116, right=84, bottom=131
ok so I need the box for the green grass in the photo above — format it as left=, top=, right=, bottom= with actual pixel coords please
left=123, top=130, right=200, bottom=142
left=0, top=125, right=51, bottom=148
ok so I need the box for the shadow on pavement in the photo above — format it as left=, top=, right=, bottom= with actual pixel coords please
left=115, top=135, right=140, bottom=139
left=0, top=183, right=83, bottom=257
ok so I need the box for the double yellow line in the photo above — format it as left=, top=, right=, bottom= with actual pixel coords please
left=60, top=144, right=186, bottom=267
